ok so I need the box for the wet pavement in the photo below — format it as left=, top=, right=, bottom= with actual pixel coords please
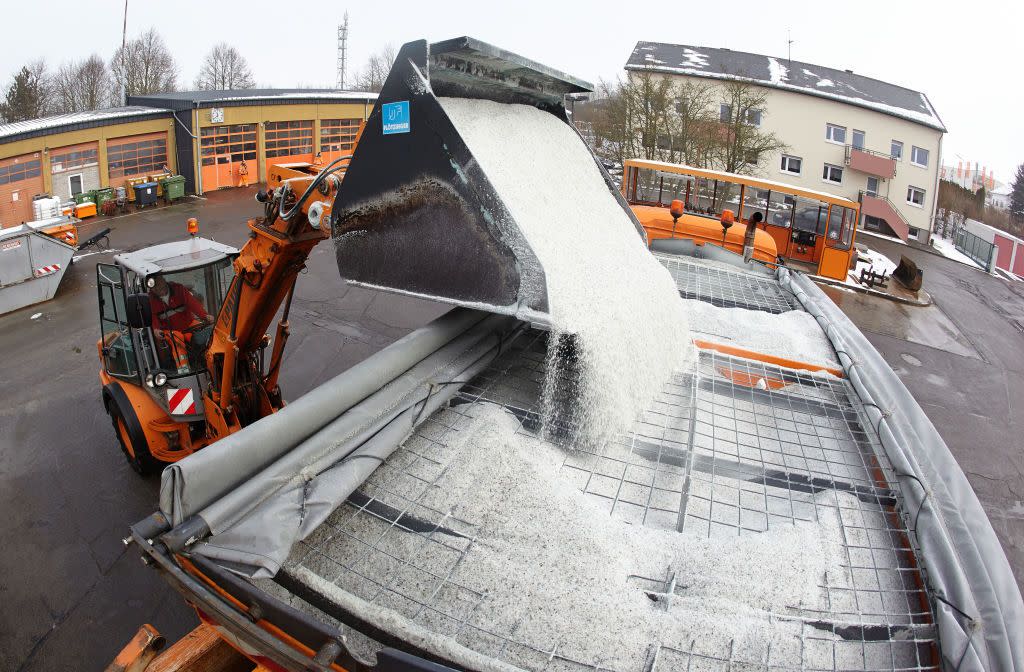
left=827, top=236, right=1024, bottom=595
left=0, top=190, right=445, bottom=671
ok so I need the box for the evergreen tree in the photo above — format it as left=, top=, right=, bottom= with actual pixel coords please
left=0, top=63, right=50, bottom=122
left=1011, top=163, right=1024, bottom=222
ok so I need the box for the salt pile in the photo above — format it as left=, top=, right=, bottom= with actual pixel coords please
left=292, top=403, right=851, bottom=669
left=440, top=98, right=692, bottom=442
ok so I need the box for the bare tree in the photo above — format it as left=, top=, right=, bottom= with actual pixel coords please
left=53, top=54, right=114, bottom=113
left=110, top=28, right=178, bottom=100
left=0, top=59, right=52, bottom=122
left=194, top=43, right=256, bottom=91
left=714, top=78, right=787, bottom=175
left=351, top=45, right=397, bottom=92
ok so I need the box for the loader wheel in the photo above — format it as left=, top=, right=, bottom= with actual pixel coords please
left=108, top=403, right=161, bottom=476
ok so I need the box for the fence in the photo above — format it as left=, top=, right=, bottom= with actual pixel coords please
left=955, top=227, right=995, bottom=270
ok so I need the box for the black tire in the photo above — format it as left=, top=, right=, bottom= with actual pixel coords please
left=105, top=395, right=162, bottom=476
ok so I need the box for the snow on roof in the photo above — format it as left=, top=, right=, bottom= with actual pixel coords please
left=0, top=106, right=167, bottom=141
left=626, top=42, right=946, bottom=131
left=130, top=88, right=377, bottom=106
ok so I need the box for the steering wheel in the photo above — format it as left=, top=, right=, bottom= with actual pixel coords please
left=183, top=318, right=213, bottom=334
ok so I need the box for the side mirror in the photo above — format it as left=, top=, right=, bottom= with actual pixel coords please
left=125, top=293, right=152, bottom=329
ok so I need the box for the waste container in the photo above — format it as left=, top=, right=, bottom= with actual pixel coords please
left=159, top=175, right=186, bottom=203
left=125, top=177, right=148, bottom=201
left=93, top=188, right=114, bottom=213
left=72, top=191, right=95, bottom=206
left=133, top=182, right=158, bottom=208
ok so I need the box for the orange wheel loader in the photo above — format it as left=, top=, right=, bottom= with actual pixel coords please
left=96, top=159, right=352, bottom=475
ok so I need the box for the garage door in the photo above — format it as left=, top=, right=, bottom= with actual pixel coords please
left=106, top=132, right=169, bottom=187
left=265, top=120, right=313, bottom=168
left=199, top=124, right=256, bottom=191
left=0, top=153, right=44, bottom=228
left=320, top=118, right=361, bottom=165
left=50, top=142, right=101, bottom=201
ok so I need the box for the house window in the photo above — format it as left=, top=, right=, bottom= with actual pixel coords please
left=822, top=163, right=843, bottom=184
left=780, top=154, right=802, bottom=175
left=745, top=109, right=762, bottom=126
left=719, top=104, right=732, bottom=123
left=907, top=185, right=926, bottom=206
left=866, top=176, right=879, bottom=196
left=852, top=129, right=865, bottom=149
left=908, top=226, right=920, bottom=237
left=891, top=140, right=903, bottom=160
left=911, top=146, right=929, bottom=167
left=826, top=123, right=846, bottom=144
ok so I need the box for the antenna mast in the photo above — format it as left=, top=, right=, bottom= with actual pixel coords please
left=787, top=28, right=794, bottom=66
left=336, top=12, right=349, bottom=89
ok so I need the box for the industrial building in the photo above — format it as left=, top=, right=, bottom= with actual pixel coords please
left=626, top=42, right=945, bottom=244
left=0, top=89, right=375, bottom=227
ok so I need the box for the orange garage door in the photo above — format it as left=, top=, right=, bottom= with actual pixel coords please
left=107, top=132, right=169, bottom=188
left=319, top=118, right=361, bottom=166
left=200, top=124, right=257, bottom=191
left=265, top=120, right=313, bottom=168
left=0, top=153, right=44, bottom=228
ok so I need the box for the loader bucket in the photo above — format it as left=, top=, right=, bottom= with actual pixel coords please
left=331, top=37, right=637, bottom=326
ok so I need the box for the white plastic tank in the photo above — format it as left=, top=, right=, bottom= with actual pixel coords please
left=32, top=197, right=61, bottom=220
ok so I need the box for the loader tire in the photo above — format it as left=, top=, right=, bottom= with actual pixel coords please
left=104, top=387, right=161, bottom=476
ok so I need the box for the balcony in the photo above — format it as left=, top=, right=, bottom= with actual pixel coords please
left=860, top=192, right=910, bottom=241
left=845, top=145, right=897, bottom=179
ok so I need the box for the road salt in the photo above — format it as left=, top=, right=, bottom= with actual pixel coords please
left=440, top=98, right=692, bottom=442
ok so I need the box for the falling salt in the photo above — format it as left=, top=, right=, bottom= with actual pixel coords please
left=440, top=98, right=692, bottom=442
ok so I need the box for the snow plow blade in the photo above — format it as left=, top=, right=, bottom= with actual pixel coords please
left=331, top=37, right=627, bottom=326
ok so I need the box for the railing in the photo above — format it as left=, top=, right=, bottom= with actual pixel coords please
left=859, top=190, right=912, bottom=240
left=954, top=228, right=995, bottom=270
left=845, top=145, right=898, bottom=178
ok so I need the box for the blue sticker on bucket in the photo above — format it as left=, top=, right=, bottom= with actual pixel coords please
left=382, top=101, right=410, bottom=135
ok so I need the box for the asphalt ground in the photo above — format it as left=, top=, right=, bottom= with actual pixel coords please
left=0, top=189, right=446, bottom=671
left=822, top=234, right=1024, bottom=598
left=2, top=193, right=1021, bottom=670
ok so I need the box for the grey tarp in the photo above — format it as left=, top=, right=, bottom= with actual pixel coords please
left=185, top=314, right=522, bottom=577
left=779, top=268, right=1024, bottom=671
left=160, top=308, right=488, bottom=527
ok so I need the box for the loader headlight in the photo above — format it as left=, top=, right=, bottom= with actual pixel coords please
left=145, top=373, right=155, bottom=387
left=154, top=372, right=168, bottom=387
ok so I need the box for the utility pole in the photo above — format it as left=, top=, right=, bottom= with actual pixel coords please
left=120, top=0, right=128, bottom=104
left=787, top=28, right=794, bottom=66
left=336, top=12, right=349, bottom=90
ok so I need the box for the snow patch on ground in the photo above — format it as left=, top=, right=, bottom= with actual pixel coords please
left=440, top=98, right=692, bottom=443
left=855, top=247, right=898, bottom=277
left=931, top=235, right=985, bottom=270
left=857, top=229, right=907, bottom=246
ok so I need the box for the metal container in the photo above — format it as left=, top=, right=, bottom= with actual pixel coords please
left=94, top=188, right=114, bottom=213
left=0, top=220, right=76, bottom=315
left=159, top=175, right=185, bottom=202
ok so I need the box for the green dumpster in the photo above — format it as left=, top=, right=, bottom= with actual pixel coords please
left=72, top=191, right=95, bottom=206
left=160, top=175, right=186, bottom=203
left=94, top=188, right=114, bottom=213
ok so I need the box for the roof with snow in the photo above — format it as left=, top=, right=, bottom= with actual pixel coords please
left=626, top=42, right=946, bottom=131
left=129, top=88, right=377, bottom=111
left=0, top=106, right=171, bottom=145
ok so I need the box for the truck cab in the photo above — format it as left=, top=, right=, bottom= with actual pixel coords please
left=96, top=237, right=238, bottom=473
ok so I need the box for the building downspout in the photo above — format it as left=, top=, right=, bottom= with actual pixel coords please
left=927, top=132, right=943, bottom=246
left=193, top=105, right=203, bottom=196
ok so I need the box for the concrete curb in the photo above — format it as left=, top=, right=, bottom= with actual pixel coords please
left=810, top=273, right=933, bottom=306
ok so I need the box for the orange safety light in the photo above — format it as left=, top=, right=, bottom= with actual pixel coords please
left=669, top=199, right=685, bottom=220
left=187, top=218, right=199, bottom=237
left=720, top=209, right=735, bottom=232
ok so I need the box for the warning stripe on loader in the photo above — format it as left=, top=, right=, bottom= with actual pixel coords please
left=167, top=388, right=196, bottom=415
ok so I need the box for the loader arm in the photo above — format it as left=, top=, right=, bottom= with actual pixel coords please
left=203, top=163, right=345, bottom=435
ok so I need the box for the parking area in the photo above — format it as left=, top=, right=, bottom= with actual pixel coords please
left=0, top=189, right=446, bottom=671
left=2, top=194, right=1022, bottom=671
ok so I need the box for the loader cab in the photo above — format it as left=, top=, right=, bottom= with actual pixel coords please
left=96, top=238, right=238, bottom=429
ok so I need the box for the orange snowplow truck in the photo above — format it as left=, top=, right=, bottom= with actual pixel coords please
left=96, top=159, right=351, bottom=474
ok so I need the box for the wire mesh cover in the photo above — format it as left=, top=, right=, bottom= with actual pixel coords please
left=653, top=253, right=803, bottom=314
left=264, top=329, right=938, bottom=671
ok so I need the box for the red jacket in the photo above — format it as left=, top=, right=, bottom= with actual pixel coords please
left=150, top=282, right=207, bottom=331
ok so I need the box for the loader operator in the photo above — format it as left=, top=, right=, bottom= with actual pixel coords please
left=149, top=275, right=212, bottom=373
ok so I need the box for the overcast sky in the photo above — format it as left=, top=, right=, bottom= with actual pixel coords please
left=4, top=0, right=1021, bottom=183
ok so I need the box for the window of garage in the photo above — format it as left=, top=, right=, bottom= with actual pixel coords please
left=265, top=120, right=313, bottom=162
left=107, top=133, right=168, bottom=180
